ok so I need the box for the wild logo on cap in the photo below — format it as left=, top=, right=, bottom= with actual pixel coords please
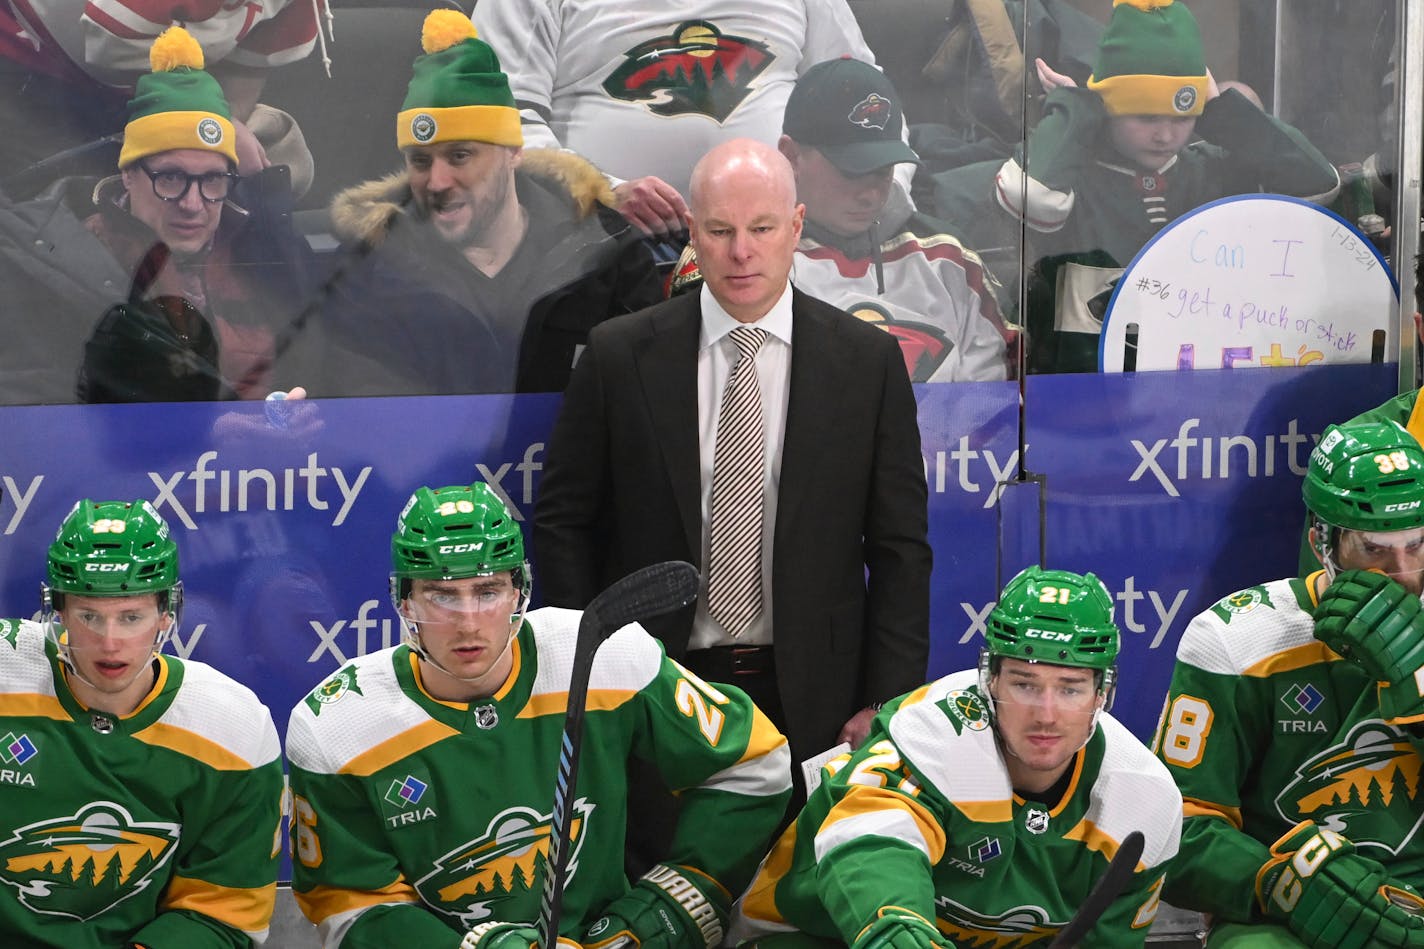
left=197, top=117, right=223, bottom=146
left=1173, top=85, right=1198, bottom=113
left=411, top=113, right=438, bottom=143
left=848, top=93, right=892, bottom=130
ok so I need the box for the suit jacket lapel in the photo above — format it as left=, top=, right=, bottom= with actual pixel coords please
left=779, top=289, right=843, bottom=536
left=633, top=294, right=703, bottom=561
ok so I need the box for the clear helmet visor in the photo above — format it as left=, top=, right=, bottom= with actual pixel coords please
left=1317, top=524, right=1424, bottom=594
left=41, top=582, right=181, bottom=691
left=388, top=573, right=529, bottom=684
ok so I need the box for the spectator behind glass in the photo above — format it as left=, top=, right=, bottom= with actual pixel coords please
left=0, top=26, right=313, bottom=406
left=472, top=0, right=895, bottom=238
left=932, top=0, right=1340, bottom=374
left=0, top=0, right=324, bottom=198
left=282, top=11, right=661, bottom=397
left=670, top=58, right=1016, bottom=382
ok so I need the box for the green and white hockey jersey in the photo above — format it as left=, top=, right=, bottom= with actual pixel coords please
left=286, top=607, right=792, bottom=949
left=1155, top=575, right=1424, bottom=923
left=0, top=618, right=284, bottom=949
left=733, top=669, right=1181, bottom=948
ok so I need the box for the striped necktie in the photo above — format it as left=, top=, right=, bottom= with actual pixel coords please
left=707, top=326, right=769, bottom=638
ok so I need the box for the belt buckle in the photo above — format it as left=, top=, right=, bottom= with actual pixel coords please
left=730, top=645, right=767, bottom=676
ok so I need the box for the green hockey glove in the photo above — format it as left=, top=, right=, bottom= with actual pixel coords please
left=459, top=922, right=581, bottom=949
left=1256, top=821, right=1424, bottom=949
left=583, top=863, right=729, bottom=949
left=851, top=908, right=957, bottom=949
left=1316, top=569, right=1424, bottom=722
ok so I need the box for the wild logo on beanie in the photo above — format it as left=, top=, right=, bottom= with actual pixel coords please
left=397, top=11, right=523, bottom=150
left=119, top=27, right=237, bottom=168
left=1086, top=0, right=1208, bottom=117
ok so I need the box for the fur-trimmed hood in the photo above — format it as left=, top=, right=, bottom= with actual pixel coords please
left=329, top=147, right=619, bottom=247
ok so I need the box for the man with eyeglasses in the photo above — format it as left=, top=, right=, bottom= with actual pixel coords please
left=729, top=566, right=1182, bottom=949
left=0, top=498, right=284, bottom=948
left=1157, top=420, right=1424, bottom=949
left=286, top=480, right=792, bottom=949
left=0, top=25, right=313, bottom=405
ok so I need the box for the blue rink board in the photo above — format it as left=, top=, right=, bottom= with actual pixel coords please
left=0, top=363, right=1399, bottom=749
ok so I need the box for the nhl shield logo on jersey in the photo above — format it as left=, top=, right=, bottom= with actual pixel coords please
left=304, top=665, right=364, bottom=716
left=1209, top=585, right=1274, bottom=624
left=939, top=688, right=990, bottom=735
left=850, top=304, right=953, bottom=382
left=601, top=20, right=773, bottom=123
left=1274, top=719, right=1424, bottom=858
left=933, top=894, right=1062, bottom=948
left=414, top=800, right=594, bottom=927
left=848, top=93, right=893, bottom=130
left=0, top=802, right=179, bottom=921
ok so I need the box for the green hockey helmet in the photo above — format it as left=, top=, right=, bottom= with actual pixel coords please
left=1304, top=421, right=1424, bottom=535
left=42, top=499, right=183, bottom=680
left=390, top=481, right=531, bottom=616
left=983, top=566, right=1120, bottom=671
left=46, top=499, right=179, bottom=599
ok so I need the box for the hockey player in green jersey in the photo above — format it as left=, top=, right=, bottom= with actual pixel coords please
left=731, top=566, right=1181, bottom=948
left=1157, top=419, right=1424, bottom=948
left=0, top=499, right=283, bottom=949
left=286, top=481, right=792, bottom=949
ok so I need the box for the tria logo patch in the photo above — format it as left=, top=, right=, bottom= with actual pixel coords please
left=0, top=802, right=179, bottom=920
left=415, top=800, right=595, bottom=927
left=1275, top=719, right=1424, bottom=858
left=304, top=666, right=363, bottom=716
left=969, top=836, right=1001, bottom=863
left=386, top=775, right=428, bottom=808
left=1280, top=682, right=1325, bottom=716
left=933, top=894, right=1062, bottom=947
left=0, top=732, right=37, bottom=766
left=601, top=21, right=773, bottom=122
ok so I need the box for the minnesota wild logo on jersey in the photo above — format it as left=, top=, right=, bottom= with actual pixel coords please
left=601, top=21, right=773, bottom=122
left=932, top=894, right=1062, bottom=947
left=0, top=619, right=19, bottom=649
left=1274, top=719, right=1424, bottom=857
left=414, top=801, right=594, bottom=927
left=0, top=802, right=179, bottom=921
left=303, top=665, right=363, bottom=716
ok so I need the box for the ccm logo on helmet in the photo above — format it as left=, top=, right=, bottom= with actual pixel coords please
left=1022, top=628, right=1073, bottom=642
left=84, top=563, right=127, bottom=572
left=437, top=543, right=485, bottom=554
left=1383, top=501, right=1422, bottom=513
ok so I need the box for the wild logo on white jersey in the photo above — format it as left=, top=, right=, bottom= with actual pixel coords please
left=0, top=802, right=179, bottom=920
left=1274, top=720, right=1424, bottom=857
left=931, top=895, right=1061, bottom=948
left=414, top=801, right=595, bottom=928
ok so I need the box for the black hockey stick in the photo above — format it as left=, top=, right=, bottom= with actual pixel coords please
left=536, top=561, right=701, bottom=949
left=1047, top=830, right=1146, bottom=949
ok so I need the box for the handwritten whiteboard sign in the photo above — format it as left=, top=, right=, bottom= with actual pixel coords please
left=1099, top=194, right=1397, bottom=372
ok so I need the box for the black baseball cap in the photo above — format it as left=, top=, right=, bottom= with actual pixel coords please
left=782, top=58, right=919, bottom=175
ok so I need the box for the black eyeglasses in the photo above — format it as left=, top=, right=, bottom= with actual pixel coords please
left=136, top=163, right=237, bottom=203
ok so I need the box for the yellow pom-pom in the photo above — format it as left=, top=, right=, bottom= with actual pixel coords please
left=421, top=10, right=478, bottom=54
left=1113, top=0, right=1174, bottom=9
left=149, top=26, right=204, bottom=72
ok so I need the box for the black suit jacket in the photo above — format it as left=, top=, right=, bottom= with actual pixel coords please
left=533, top=287, right=932, bottom=761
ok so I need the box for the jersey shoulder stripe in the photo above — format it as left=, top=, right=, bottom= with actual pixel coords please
left=889, top=668, right=1012, bottom=821
left=286, top=647, right=447, bottom=775
left=1177, top=578, right=1319, bottom=676
left=1085, top=713, right=1182, bottom=868
left=135, top=658, right=280, bottom=769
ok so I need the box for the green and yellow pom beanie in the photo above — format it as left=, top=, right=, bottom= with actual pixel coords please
left=119, top=26, right=236, bottom=168
left=397, top=10, right=522, bottom=150
left=1086, top=0, right=1208, bottom=117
